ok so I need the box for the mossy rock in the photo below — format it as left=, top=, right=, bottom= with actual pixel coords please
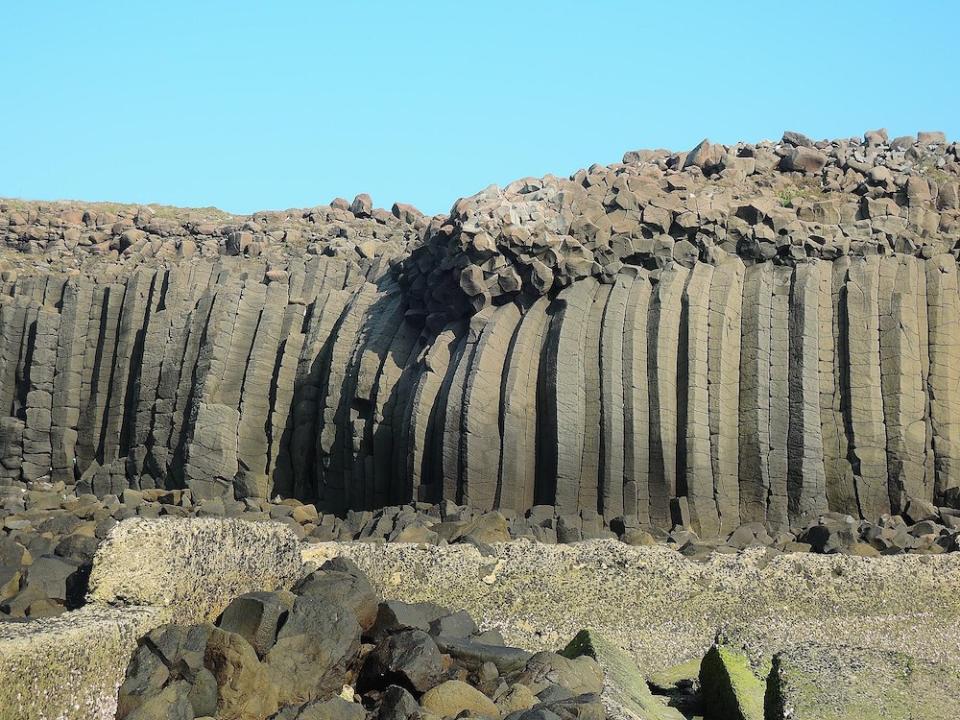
left=699, top=644, right=765, bottom=720
left=648, top=657, right=701, bottom=693
left=562, top=628, right=685, bottom=720
left=764, top=643, right=960, bottom=720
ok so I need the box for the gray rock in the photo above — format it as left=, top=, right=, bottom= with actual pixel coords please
left=358, top=629, right=444, bottom=694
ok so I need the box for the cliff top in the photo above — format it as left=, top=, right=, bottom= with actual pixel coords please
left=1, top=129, right=957, bottom=319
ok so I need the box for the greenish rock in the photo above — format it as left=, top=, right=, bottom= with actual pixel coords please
left=562, top=628, right=685, bottom=720
left=699, top=644, right=765, bottom=720
left=647, top=657, right=701, bottom=693
left=764, top=644, right=960, bottom=720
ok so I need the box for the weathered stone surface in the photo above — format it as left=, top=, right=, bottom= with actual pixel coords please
left=357, top=628, right=443, bottom=694
left=204, top=626, right=280, bottom=719
left=765, top=644, right=960, bottom=720
left=264, top=594, right=360, bottom=704
left=87, top=518, right=302, bottom=620
left=420, top=679, right=499, bottom=718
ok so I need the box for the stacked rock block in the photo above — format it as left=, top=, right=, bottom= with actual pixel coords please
left=0, top=130, right=958, bottom=536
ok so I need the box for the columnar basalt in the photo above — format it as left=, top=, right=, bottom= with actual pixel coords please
left=0, top=130, right=959, bottom=535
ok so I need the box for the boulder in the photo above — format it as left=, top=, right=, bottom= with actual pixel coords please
left=562, top=629, right=684, bottom=720
left=357, top=629, right=444, bottom=694
left=376, top=684, right=421, bottom=720
left=765, top=644, right=960, bottom=720
left=699, top=644, right=765, bottom=720
left=780, top=147, right=827, bottom=174
left=204, top=627, right=280, bottom=720
left=433, top=635, right=532, bottom=674
left=217, top=591, right=294, bottom=658
left=496, top=683, right=538, bottom=715
left=516, top=651, right=604, bottom=697
left=291, top=558, right=379, bottom=631
left=264, top=595, right=361, bottom=704
left=123, top=681, right=193, bottom=720
left=286, top=696, right=366, bottom=720
left=420, top=679, right=499, bottom=718
left=368, top=600, right=449, bottom=643
left=350, top=194, right=373, bottom=217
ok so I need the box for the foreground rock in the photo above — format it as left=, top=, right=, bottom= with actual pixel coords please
left=699, top=644, right=765, bottom=720
left=116, top=556, right=607, bottom=720
left=764, top=644, right=960, bottom=720
left=562, top=629, right=683, bottom=720
left=110, top=552, right=960, bottom=719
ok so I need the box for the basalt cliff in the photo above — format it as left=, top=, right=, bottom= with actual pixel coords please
left=1, top=129, right=959, bottom=538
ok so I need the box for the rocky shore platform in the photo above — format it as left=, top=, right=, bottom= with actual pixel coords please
left=0, top=517, right=957, bottom=720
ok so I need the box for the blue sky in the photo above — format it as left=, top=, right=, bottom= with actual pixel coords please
left=2, top=1, right=958, bottom=217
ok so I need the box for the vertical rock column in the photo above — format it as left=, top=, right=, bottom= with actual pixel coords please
left=406, top=323, right=464, bottom=504
left=925, top=254, right=960, bottom=499
left=707, top=257, right=743, bottom=534
left=682, top=262, right=719, bottom=536
left=621, top=271, right=652, bottom=524
left=787, top=262, right=827, bottom=526
left=843, top=256, right=890, bottom=520
left=289, top=288, right=351, bottom=501
left=579, top=283, right=611, bottom=515
left=599, top=273, right=630, bottom=521
left=738, top=263, right=773, bottom=525
left=236, top=282, right=286, bottom=499
left=879, top=255, right=932, bottom=508
left=370, top=315, right=422, bottom=508
left=822, top=257, right=858, bottom=514
left=21, top=306, right=59, bottom=482
left=461, top=302, right=522, bottom=510
left=538, top=278, right=598, bottom=515
left=348, top=292, right=403, bottom=509
left=441, top=306, right=493, bottom=504
left=317, top=283, right=377, bottom=513
left=50, top=280, right=91, bottom=484
left=767, top=266, right=792, bottom=533
left=647, top=265, right=688, bottom=527
left=500, top=297, right=550, bottom=513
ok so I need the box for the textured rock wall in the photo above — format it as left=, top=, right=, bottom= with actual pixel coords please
left=0, top=253, right=957, bottom=532
left=1, top=131, right=959, bottom=534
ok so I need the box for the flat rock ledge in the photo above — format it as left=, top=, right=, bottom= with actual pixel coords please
left=0, top=605, right=169, bottom=720
left=87, top=517, right=303, bottom=619
left=303, top=540, right=960, bottom=675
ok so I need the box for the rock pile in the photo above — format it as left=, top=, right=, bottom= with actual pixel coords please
left=397, top=131, right=959, bottom=318
left=0, top=196, right=426, bottom=275
left=0, top=130, right=959, bottom=550
left=116, top=556, right=609, bottom=720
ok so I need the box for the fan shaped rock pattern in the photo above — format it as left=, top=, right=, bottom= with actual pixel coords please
left=1, top=130, right=959, bottom=535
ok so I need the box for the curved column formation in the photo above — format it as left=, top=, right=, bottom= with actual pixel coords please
left=0, top=252, right=958, bottom=535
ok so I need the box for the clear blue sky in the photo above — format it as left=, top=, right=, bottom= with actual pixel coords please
left=2, top=1, right=958, bottom=217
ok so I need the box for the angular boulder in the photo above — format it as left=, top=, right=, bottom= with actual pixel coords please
left=699, top=644, right=765, bottom=720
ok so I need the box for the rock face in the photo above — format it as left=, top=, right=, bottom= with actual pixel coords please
left=0, top=130, right=959, bottom=535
